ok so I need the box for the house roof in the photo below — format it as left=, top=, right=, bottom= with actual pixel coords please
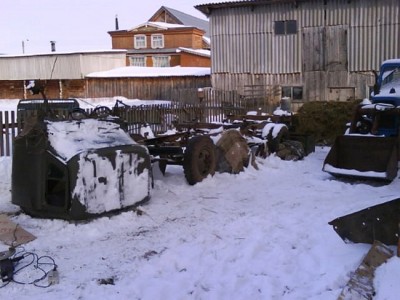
left=195, top=0, right=305, bottom=16
left=177, top=47, right=211, bottom=58
left=150, top=6, right=210, bottom=37
left=129, top=21, right=190, bottom=31
left=0, top=49, right=127, bottom=58
left=86, top=66, right=211, bottom=78
left=126, top=47, right=211, bottom=58
left=127, top=48, right=180, bottom=55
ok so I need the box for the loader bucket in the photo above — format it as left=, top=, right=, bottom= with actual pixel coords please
left=323, top=135, right=398, bottom=181
left=329, top=198, right=400, bottom=245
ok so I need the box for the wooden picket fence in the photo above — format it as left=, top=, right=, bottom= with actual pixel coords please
left=0, top=110, right=18, bottom=157
left=0, top=86, right=280, bottom=156
left=0, top=100, right=248, bottom=157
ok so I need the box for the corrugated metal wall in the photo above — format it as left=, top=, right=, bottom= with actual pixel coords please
left=211, top=3, right=302, bottom=74
left=209, top=0, right=400, bottom=102
left=0, top=52, right=126, bottom=80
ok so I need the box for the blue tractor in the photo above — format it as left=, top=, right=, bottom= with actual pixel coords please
left=323, top=59, right=400, bottom=181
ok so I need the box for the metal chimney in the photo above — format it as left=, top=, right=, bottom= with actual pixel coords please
left=50, top=41, right=56, bottom=52
left=115, top=15, right=119, bottom=30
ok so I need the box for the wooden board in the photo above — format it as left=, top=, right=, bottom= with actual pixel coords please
left=0, top=214, right=36, bottom=246
left=338, top=240, right=394, bottom=300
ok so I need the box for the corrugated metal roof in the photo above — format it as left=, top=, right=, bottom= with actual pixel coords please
left=196, top=0, right=307, bottom=16
left=0, top=51, right=127, bottom=80
left=153, top=6, right=210, bottom=37
left=0, top=49, right=126, bottom=59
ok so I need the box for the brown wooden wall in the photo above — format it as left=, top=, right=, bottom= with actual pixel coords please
left=86, top=76, right=211, bottom=100
left=0, top=80, right=86, bottom=99
left=111, top=28, right=205, bottom=50
left=0, top=76, right=211, bottom=100
left=180, top=53, right=211, bottom=67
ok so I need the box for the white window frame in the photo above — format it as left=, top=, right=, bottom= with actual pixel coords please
left=129, top=56, right=146, bottom=67
left=152, top=56, right=170, bottom=67
left=134, top=34, right=146, bottom=49
left=151, top=34, right=164, bottom=49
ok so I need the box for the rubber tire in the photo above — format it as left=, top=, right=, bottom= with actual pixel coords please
left=183, top=136, right=216, bottom=185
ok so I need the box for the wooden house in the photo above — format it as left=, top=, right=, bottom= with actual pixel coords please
left=196, top=0, right=400, bottom=108
left=108, top=6, right=211, bottom=67
left=0, top=7, right=212, bottom=100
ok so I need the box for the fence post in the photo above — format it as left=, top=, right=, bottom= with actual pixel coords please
left=5, top=111, right=10, bottom=156
left=0, top=112, right=3, bottom=156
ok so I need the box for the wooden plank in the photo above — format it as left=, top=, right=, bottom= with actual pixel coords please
left=0, top=214, right=36, bottom=246
left=5, top=111, right=10, bottom=156
left=0, top=112, right=3, bottom=156
left=10, top=111, right=17, bottom=150
left=337, top=240, right=394, bottom=300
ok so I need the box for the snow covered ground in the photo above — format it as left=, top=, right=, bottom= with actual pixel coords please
left=0, top=98, right=399, bottom=299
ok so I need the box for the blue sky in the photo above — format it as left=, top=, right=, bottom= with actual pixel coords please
left=0, top=0, right=207, bottom=55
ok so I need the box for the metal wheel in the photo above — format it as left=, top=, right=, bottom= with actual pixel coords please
left=183, top=136, right=216, bottom=185
left=90, top=106, right=112, bottom=118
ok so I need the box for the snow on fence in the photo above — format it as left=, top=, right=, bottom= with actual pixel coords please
left=0, top=101, right=247, bottom=157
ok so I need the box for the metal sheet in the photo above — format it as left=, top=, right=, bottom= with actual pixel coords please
left=329, top=198, right=400, bottom=245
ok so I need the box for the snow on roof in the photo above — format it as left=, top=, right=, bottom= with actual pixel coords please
left=177, top=47, right=211, bottom=58
left=86, top=66, right=211, bottom=78
left=203, top=36, right=211, bottom=46
left=0, top=49, right=127, bottom=58
left=129, top=21, right=190, bottom=31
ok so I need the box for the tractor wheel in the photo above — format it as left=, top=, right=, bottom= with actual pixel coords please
left=183, top=136, right=216, bottom=185
left=90, top=106, right=112, bottom=118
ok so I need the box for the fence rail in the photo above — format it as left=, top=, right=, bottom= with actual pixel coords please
left=0, top=87, right=281, bottom=157
left=0, top=105, right=247, bottom=158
